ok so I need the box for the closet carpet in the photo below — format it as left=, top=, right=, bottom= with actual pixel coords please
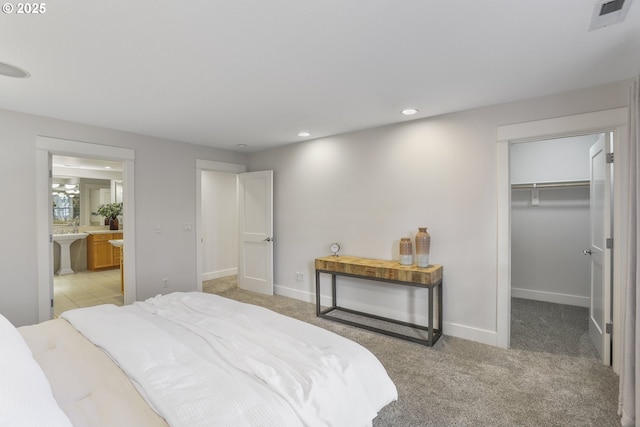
left=511, top=297, right=599, bottom=359
left=203, top=277, right=619, bottom=427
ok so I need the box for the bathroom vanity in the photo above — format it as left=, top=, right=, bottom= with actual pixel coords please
left=86, top=231, right=123, bottom=270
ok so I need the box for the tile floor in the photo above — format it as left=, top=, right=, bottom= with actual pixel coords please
left=54, top=269, right=123, bottom=317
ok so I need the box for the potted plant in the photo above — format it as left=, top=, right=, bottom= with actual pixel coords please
left=96, top=202, right=123, bottom=230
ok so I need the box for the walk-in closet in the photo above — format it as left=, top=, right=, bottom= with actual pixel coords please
left=510, top=133, right=606, bottom=359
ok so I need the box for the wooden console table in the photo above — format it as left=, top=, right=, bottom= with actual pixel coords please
left=315, top=256, right=443, bottom=346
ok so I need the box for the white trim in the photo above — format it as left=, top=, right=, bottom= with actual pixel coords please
left=497, top=108, right=628, bottom=142
left=38, top=136, right=135, bottom=161
left=511, top=288, right=590, bottom=308
left=35, top=150, right=52, bottom=322
left=612, top=120, right=629, bottom=376
left=36, top=137, right=136, bottom=321
left=195, top=169, right=202, bottom=292
left=195, top=160, right=247, bottom=291
left=496, top=107, right=629, bottom=374
left=275, top=283, right=317, bottom=302
left=202, top=268, right=238, bottom=281
left=196, top=159, right=246, bottom=173
left=121, top=159, right=136, bottom=304
left=443, top=322, right=497, bottom=347
left=496, top=139, right=511, bottom=348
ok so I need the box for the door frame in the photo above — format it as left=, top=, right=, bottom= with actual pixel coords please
left=195, top=159, right=247, bottom=291
left=496, top=107, right=628, bottom=373
left=36, top=136, right=136, bottom=321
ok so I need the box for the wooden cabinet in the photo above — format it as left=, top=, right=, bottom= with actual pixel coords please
left=87, top=232, right=123, bottom=270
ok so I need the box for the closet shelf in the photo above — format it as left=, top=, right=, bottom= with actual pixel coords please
left=511, top=180, right=589, bottom=190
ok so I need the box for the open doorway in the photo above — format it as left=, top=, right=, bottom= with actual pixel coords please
left=36, top=136, right=136, bottom=322
left=509, top=134, right=606, bottom=359
left=200, top=170, right=239, bottom=294
left=51, top=155, right=124, bottom=317
left=496, top=107, right=628, bottom=372
left=195, top=160, right=246, bottom=294
left=196, top=161, right=274, bottom=297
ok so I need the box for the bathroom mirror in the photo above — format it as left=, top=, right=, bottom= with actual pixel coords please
left=52, top=155, right=124, bottom=227
left=52, top=178, right=112, bottom=225
left=52, top=184, right=80, bottom=222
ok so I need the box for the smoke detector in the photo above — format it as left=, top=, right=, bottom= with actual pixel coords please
left=589, top=0, right=634, bottom=30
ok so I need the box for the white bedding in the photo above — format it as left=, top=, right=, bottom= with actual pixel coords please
left=61, top=292, right=397, bottom=427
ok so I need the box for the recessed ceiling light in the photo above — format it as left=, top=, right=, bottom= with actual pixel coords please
left=401, top=109, right=418, bottom=116
left=236, top=144, right=248, bottom=149
left=104, top=166, right=111, bottom=169
left=298, top=132, right=310, bottom=137
left=0, top=62, right=30, bottom=78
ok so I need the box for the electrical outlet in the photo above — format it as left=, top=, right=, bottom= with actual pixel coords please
left=162, top=278, right=169, bottom=288
left=155, top=224, right=162, bottom=233
left=295, top=272, right=304, bottom=282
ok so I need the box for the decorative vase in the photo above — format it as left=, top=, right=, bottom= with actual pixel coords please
left=109, top=218, right=119, bottom=230
left=415, top=227, right=430, bottom=267
left=399, top=238, right=413, bottom=265
left=104, top=218, right=110, bottom=226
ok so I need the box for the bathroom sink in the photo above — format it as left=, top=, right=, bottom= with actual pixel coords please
left=53, top=233, right=88, bottom=275
left=53, top=232, right=88, bottom=243
left=108, top=239, right=123, bottom=247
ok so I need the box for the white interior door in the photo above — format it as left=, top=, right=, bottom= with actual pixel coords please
left=238, top=171, right=274, bottom=295
left=588, top=134, right=611, bottom=364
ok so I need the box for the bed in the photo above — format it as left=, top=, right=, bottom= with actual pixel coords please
left=2, top=292, right=397, bottom=427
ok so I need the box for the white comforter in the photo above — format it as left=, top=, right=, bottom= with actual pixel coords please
left=61, top=292, right=397, bottom=427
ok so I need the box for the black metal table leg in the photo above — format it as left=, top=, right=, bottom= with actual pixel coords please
left=428, top=286, right=434, bottom=346
left=331, top=274, right=337, bottom=307
left=315, top=270, right=321, bottom=316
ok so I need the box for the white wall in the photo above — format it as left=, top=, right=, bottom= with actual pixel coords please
left=201, top=171, right=238, bottom=280
left=0, top=108, right=246, bottom=326
left=247, top=79, right=630, bottom=345
left=511, top=187, right=590, bottom=306
left=510, top=134, right=599, bottom=184
left=510, top=135, right=597, bottom=307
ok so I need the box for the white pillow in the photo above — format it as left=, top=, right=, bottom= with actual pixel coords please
left=0, top=314, right=72, bottom=427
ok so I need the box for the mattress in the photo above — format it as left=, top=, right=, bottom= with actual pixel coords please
left=19, top=318, right=168, bottom=427
left=13, top=292, right=397, bottom=427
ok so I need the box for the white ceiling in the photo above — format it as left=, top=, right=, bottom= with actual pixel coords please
left=1, top=1, right=639, bottom=152
left=52, top=155, right=123, bottom=180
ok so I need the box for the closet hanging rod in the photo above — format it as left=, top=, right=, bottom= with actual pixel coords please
left=511, top=180, right=590, bottom=190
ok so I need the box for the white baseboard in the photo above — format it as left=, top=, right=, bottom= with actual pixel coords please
left=512, top=287, right=589, bottom=308
left=274, top=284, right=318, bottom=303
left=202, top=268, right=237, bottom=281
left=274, top=283, right=498, bottom=346
left=443, top=322, right=497, bottom=346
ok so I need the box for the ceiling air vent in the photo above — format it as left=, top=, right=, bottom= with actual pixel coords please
left=589, top=0, right=634, bottom=30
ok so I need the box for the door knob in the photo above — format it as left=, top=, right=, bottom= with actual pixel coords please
left=583, top=249, right=592, bottom=255
left=263, top=237, right=274, bottom=242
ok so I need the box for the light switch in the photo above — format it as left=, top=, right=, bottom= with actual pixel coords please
left=155, top=224, right=162, bottom=233
left=184, top=223, right=192, bottom=231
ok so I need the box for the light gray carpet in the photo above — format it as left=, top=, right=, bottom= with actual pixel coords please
left=203, top=277, right=620, bottom=427
left=511, top=297, right=599, bottom=359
